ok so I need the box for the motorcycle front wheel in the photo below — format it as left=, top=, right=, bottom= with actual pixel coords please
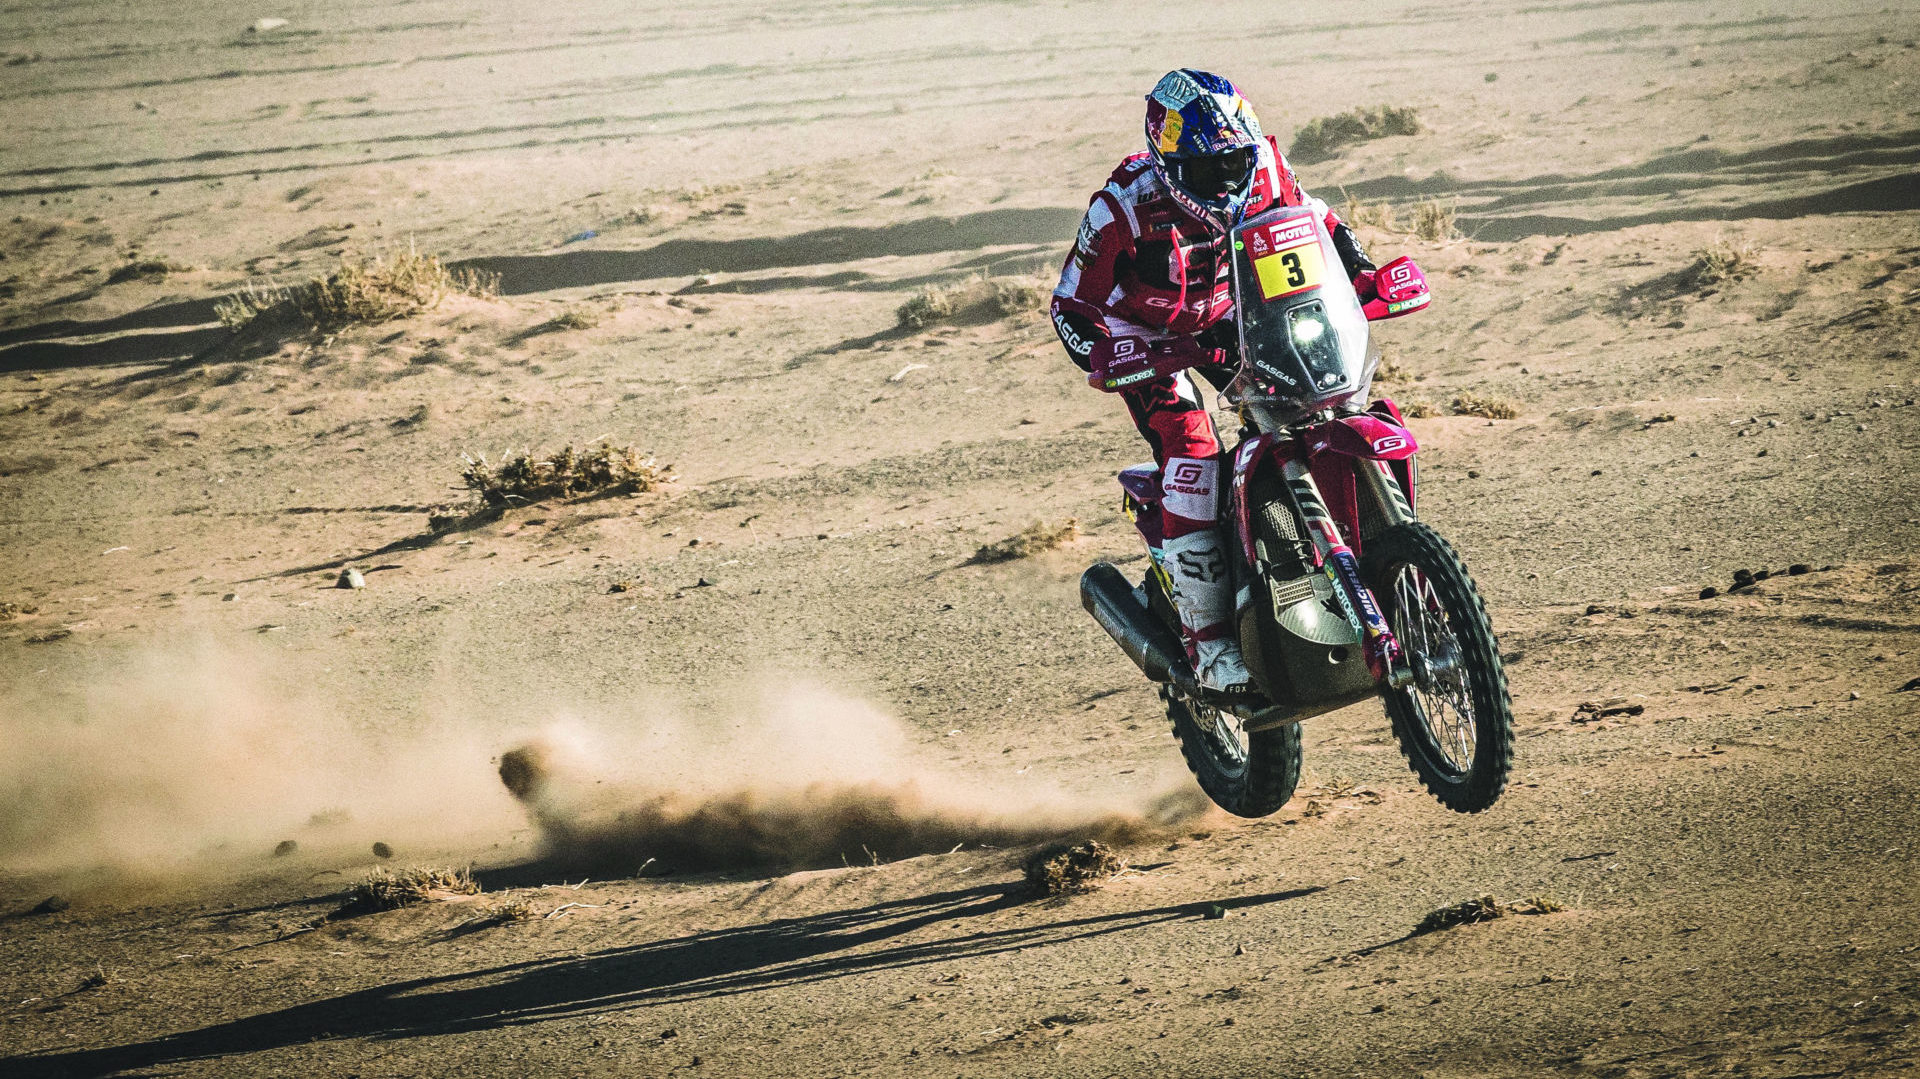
left=1164, top=686, right=1301, bottom=818
left=1361, top=522, right=1514, bottom=812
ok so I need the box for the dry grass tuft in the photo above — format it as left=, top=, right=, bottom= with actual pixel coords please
left=335, top=866, right=479, bottom=917
left=0, top=601, right=40, bottom=620
left=1025, top=840, right=1124, bottom=897
left=1411, top=198, right=1461, bottom=242
left=1450, top=391, right=1520, bottom=419
left=1290, top=105, right=1424, bottom=163
left=547, top=306, right=601, bottom=331
left=459, top=443, right=670, bottom=510
left=106, top=257, right=191, bottom=284
left=970, top=519, right=1080, bottom=564
left=1397, top=398, right=1440, bottom=419
left=897, top=274, right=1049, bottom=329
left=215, top=245, right=497, bottom=333
left=1681, top=240, right=1757, bottom=289
left=213, top=280, right=292, bottom=330
left=1608, top=239, right=1759, bottom=316
left=1341, top=191, right=1400, bottom=233
left=473, top=897, right=535, bottom=927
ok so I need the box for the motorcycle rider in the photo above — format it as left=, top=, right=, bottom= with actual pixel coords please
left=1052, top=69, right=1380, bottom=694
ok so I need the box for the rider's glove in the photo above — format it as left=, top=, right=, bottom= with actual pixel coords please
left=1087, top=335, right=1223, bottom=392
left=1352, top=268, right=1380, bottom=304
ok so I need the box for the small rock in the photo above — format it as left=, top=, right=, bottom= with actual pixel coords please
left=1754, top=568, right=1771, bottom=581
left=1584, top=604, right=1605, bottom=615
left=1732, top=568, right=1755, bottom=585
left=687, top=537, right=701, bottom=547
left=1590, top=469, right=1602, bottom=476
left=1787, top=564, right=1810, bottom=575
left=607, top=580, right=633, bottom=594
left=1699, top=586, right=1718, bottom=599
left=1766, top=419, right=1779, bottom=428
left=1233, top=942, right=1246, bottom=956
left=272, top=839, right=298, bottom=857
left=817, top=533, right=829, bottom=540
left=1204, top=903, right=1227, bottom=920
left=1900, top=677, right=1920, bottom=693
left=1467, top=470, right=1481, bottom=479
left=1847, top=691, right=1861, bottom=701
left=695, top=577, right=716, bottom=588
left=337, top=568, right=365, bottom=589
left=371, top=841, right=393, bottom=859
left=222, top=592, right=237, bottom=601
left=1756, top=449, right=1768, bottom=457
left=250, top=17, right=289, bottom=33
left=32, top=895, right=70, bottom=915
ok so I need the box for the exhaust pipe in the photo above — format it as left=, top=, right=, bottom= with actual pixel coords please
left=1081, top=562, right=1187, bottom=684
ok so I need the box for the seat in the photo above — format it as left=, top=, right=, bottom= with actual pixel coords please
left=1118, top=463, right=1163, bottom=504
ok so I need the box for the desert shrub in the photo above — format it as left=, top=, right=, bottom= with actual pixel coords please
left=1398, top=398, right=1440, bottom=418
left=1025, top=840, right=1123, bottom=897
left=1416, top=894, right=1565, bottom=934
left=1411, top=198, right=1461, bottom=242
left=1290, top=105, right=1424, bottom=163
left=336, top=866, right=479, bottom=917
left=970, top=519, right=1080, bottom=563
left=1450, top=391, right=1520, bottom=419
left=459, top=443, right=670, bottom=509
left=897, top=274, right=1048, bottom=329
left=216, top=246, right=497, bottom=333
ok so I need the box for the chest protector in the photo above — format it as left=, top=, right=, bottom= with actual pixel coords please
left=1102, top=148, right=1286, bottom=336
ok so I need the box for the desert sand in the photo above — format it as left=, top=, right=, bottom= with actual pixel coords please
left=2, top=0, right=1918, bottom=1075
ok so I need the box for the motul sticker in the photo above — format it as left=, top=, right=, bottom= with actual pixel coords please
left=1388, top=294, right=1430, bottom=313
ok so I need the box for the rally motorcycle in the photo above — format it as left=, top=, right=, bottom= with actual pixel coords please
left=1080, top=204, right=1513, bottom=816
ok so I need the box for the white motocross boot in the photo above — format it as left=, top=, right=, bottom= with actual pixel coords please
left=1161, top=529, right=1254, bottom=695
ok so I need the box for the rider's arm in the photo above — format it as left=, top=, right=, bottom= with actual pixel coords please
left=1266, top=136, right=1376, bottom=280
left=1053, top=202, right=1218, bottom=391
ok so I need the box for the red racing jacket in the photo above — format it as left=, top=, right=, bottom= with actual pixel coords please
left=1051, top=135, right=1373, bottom=375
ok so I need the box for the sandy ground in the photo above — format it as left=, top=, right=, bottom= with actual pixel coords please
left=2, top=0, right=1918, bottom=1075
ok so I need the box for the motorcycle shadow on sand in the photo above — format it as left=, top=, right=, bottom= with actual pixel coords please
left=4, top=881, right=1321, bottom=1078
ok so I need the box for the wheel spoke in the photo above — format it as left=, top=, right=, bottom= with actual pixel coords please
left=1391, top=562, right=1478, bottom=773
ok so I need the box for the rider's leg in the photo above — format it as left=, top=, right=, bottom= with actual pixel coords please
left=1121, top=372, right=1251, bottom=693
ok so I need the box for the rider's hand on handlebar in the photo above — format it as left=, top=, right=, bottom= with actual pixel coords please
left=1087, top=335, right=1223, bottom=392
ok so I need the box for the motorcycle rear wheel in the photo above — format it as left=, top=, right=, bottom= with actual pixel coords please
left=1164, top=686, right=1302, bottom=818
left=1361, top=522, right=1514, bottom=813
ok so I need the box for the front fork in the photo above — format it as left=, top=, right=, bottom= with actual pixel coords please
left=1279, top=457, right=1416, bottom=690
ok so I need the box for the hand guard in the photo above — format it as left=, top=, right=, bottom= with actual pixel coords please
left=1359, top=256, right=1432, bottom=321
left=1087, top=335, right=1223, bottom=392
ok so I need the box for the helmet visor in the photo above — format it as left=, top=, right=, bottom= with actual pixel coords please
left=1170, top=147, right=1253, bottom=201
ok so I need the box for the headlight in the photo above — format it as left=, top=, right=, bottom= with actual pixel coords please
left=1290, top=314, right=1327, bottom=345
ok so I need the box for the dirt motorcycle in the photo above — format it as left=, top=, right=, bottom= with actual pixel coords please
left=1080, top=204, right=1513, bottom=816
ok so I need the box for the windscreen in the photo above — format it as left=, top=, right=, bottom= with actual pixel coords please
left=1230, top=207, right=1371, bottom=411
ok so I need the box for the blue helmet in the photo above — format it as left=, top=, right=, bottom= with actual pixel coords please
left=1143, top=69, right=1264, bottom=228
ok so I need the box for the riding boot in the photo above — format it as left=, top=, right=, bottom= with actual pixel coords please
left=1161, top=529, right=1253, bottom=693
